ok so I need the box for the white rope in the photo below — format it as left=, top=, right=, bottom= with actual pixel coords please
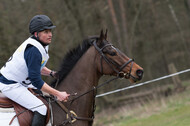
left=96, top=68, right=190, bottom=98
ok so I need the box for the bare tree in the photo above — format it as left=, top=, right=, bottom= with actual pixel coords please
left=107, top=0, right=122, bottom=49
left=118, top=0, right=130, bottom=54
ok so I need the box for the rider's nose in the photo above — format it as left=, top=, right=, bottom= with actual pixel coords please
left=136, top=69, right=143, bottom=79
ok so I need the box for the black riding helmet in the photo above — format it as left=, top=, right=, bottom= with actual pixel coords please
left=29, top=15, right=56, bottom=34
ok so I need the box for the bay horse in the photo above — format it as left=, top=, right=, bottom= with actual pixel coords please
left=50, top=30, right=143, bottom=126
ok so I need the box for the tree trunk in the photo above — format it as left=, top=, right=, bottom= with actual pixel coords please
left=118, top=0, right=130, bottom=54
left=107, top=0, right=122, bottom=49
left=168, top=63, right=185, bottom=92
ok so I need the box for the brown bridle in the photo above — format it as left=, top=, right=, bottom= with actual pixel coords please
left=93, top=40, right=134, bottom=79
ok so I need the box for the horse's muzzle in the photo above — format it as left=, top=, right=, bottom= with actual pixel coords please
left=136, top=69, right=143, bottom=80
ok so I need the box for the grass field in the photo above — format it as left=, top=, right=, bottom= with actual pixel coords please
left=94, top=84, right=190, bottom=126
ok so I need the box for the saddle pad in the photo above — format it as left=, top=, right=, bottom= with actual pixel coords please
left=0, top=108, right=19, bottom=126
left=0, top=107, right=15, bottom=112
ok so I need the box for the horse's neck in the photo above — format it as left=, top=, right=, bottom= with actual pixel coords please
left=53, top=47, right=100, bottom=126
left=58, top=46, right=101, bottom=93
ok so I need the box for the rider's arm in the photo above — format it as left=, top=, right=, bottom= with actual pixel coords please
left=25, top=45, right=70, bottom=101
left=41, top=67, right=51, bottom=76
left=24, top=45, right=44, bottom=89
left=41, top=67, right=57, bottom=78
left=41, top=82, right=69, bottom=101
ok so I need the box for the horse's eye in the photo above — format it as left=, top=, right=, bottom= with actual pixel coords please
left=104, top=50, right=116, bottom=56
left=102, top=49, right=107, bottom=54
left=110, top=52, right=116, bottom=56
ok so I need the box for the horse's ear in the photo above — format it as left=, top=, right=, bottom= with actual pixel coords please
left=105, top=29, right=108, bottom=40
left=100, top=29, right=104, bottom=41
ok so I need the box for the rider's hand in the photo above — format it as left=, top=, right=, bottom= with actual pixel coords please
left=56, top=91, right=70, bottom=102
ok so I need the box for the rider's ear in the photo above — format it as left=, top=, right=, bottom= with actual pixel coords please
left=34, top=32, right=38, bottom=37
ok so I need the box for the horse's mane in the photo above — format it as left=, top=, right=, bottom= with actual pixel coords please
left=51, top=36, right=98, bottom=87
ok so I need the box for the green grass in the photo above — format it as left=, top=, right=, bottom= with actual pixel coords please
left=94, top=85, right=190, bottom=126
left=117, top=104, right=190, bottom=126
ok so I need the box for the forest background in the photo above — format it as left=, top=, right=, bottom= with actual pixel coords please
left=1, top=0, right=190, bottom=124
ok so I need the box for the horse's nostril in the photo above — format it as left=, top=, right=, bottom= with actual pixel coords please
left=136, top=69, right=143, bottom=78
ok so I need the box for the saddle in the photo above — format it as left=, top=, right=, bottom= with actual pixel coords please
left=0, top=89, right=50, bottom=126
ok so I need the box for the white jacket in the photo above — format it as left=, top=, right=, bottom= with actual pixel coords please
left=0, top=37, right=49, bottom=85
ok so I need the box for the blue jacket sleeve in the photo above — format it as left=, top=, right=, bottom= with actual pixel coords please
left=24, top=45, right=44, bottom=89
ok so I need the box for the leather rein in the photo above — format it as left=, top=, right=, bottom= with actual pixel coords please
left=51, top=40, right=135, bottom=126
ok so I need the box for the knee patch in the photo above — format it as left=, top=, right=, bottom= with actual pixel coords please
left=33, top=104, right=47, bottom=116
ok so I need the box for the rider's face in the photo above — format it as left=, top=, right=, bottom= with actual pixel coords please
left=35, top=29, right=53, bottom=45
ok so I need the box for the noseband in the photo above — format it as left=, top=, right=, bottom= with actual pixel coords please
left=93, top=40, right=134, bottom=79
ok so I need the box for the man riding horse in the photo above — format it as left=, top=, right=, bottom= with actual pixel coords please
left=0, top=15, right=70, bottom=126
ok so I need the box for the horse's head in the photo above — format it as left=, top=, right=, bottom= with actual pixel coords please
left=94, top=30, right=143, bottom=83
